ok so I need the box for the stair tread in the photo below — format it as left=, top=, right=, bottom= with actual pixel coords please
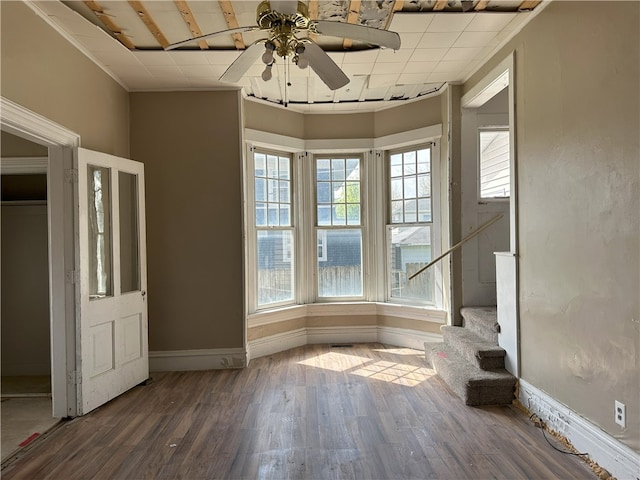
left=461, top=306, right=498, bottom=331
left=441, top=326, right=505, bottom=357
left=425, top=341, right=516, bottom=406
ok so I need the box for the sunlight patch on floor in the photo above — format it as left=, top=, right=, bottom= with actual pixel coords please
left=351, top=361, right=434, bottom=387
left=297, top=352, right=371, bottom=372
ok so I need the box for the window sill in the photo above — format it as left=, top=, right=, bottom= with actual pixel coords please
left=247, top=302, right=447, bottom=327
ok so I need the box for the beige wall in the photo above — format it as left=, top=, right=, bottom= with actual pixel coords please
left=464, top=1, right=640, bottom=452
left=1, top=131, right=48, bottom=156
left=244, top=100, right=305, bottom=139
left=130, top=91, right=244, bottom=351
left=0, top=1, right=129, bottom=156
left=1, top=205, right=51, bottom=375
left=374, top=95, right=442, bottom=138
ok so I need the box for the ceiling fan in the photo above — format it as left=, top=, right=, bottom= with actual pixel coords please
left=165, top=0, right=401, bottom=91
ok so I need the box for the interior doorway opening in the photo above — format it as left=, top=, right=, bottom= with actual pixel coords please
left=1, top=133, right=60, bottom=462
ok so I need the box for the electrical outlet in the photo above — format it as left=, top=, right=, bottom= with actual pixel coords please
left=615, top=400, right=626, bottom=428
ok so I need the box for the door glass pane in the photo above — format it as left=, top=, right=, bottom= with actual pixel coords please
left=119, top=171, right=140, bottom=293
left=88, top=165, right=113, bottom=299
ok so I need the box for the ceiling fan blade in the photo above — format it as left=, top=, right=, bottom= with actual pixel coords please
left=220, top=42, right=266, bottom=83
left=301, top=42, right=350, bottom=91
left=269, top=0, right=299, bottom=16
left=165, top=26, right=260, bottom=51
left=314, top=21, right=401, bottom=50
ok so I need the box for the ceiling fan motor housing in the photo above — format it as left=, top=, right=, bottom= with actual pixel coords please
left=257, top=1, right=310, bottom=30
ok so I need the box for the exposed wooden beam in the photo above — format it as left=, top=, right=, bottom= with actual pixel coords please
left=174, top=0, right=208, bottom=50
left=343, top=0, right=362, bottom=49
left=308, top=0, right=319, bottom=41
left=128, top=1, right=170, bottom=48
left=83, top=0, right=136, bottom=49
left=518, top=0, right=542, bottom=11
left=474, top=0, right=490, bottom=11
left=433, top=0, right=448, bottom=11
left=218, top=0, right=245, bottom=50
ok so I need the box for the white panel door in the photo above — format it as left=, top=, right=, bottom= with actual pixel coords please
left=76, top=147, right=148, bottom=415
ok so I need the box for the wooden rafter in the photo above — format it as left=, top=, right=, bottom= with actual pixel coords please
left=433, top=0, right=448, bottom=11
left=83, top=0, right=135, bottom=49
left=174, top=0, right=208, bottom=50
left=128, top=1, right=170, bottom=48
left=308, top=0, right=319, bottom=41
left=343, top=0, right=362, bottom=49
left=218, top=0, right=245, bottom=50
left=474, top=0, right=490, bottom=10
left=518, top=0, right=542, bottom=10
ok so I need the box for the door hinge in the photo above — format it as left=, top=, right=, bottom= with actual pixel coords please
left=69, top=370, right=82, bottom=385
left=65, top=168, right=79, bottom=183
left=66, top=270, right=80, bottom=284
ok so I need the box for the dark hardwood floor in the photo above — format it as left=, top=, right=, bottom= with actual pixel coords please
left=2, top=343, right=595, bottom=479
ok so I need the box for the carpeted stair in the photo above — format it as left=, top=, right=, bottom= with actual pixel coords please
left=425, top=307, right=516, bottom=406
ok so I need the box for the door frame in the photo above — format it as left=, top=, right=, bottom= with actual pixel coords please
left=1, top=96, right=80, bottom=417
left=460, top=53, right=520, bottom=377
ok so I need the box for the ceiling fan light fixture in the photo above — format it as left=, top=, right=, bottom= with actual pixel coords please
left=262, top=50, right=274, bottom=64
left=261, top=64, right=273, bottom=81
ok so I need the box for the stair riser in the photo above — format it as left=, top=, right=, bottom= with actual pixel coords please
left=441, top=327, right=505, bottom=370
left=463, top=323, right=498, bottom=344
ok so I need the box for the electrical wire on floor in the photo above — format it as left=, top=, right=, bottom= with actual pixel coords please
left=526, top=398, right=590, bottom=457
left=528, top=412, right=590, bottom=457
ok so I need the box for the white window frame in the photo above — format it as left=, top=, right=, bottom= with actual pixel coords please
left=244, top=125, right=444, bottom=319
left=313, top=152, right=367, bottom=302
left=478, top=126, right=511, bottom=202
left=246, top=145, right=297, bottom=313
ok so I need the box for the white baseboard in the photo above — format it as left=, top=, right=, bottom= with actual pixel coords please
left=247, top=328, right=307, bottom=363
left=247, top=325, right=442, bottom=362
left=307, top=325, right=378, bottom=345
left=378, top=326, right=442, bottom=350
left=519, top=379, right=640, bottom=480
left=149, top=348, right=247, bottom=372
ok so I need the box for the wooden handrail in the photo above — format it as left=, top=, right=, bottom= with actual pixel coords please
left=408, top=214, right=504, bottom=280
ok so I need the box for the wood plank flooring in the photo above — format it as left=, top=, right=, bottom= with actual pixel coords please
left=1, top=344, right=595, bottom=479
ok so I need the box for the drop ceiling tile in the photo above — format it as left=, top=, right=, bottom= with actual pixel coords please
left=341, top=63, right=375, bottom=75
left=442, top=47, right=484, bottom=61
left=427, top=72, right=455, bottom=83
left=179, top=65, right=218, bottom=77
left=418, top=32, right=461, bottom=49
left=205, top=51, right=242, bottom=65
left=398, top=33, right=425, bottom=49
left=402, top=61, right=439, bottom=74
left=368, top=74, right=399, bottom=89
left=376, top=48, right=413, bottom=63
left=427, top=14, right=475, bottom=33
left=372, top=62, right=404, bottom=75
left=466, top=13, right=518, bottom=32
left=134, top=51, right=178, bottom=66
left=145, top=65, right=185, bottom=78
left=343, top=50, right=379, bottom=64
left=409, top=48, right=448, bottom=62
left=389, top=13, right=434, bottom=33
left=432, top=60, right=469, bottom=73
left=398, top=73, right=430, bottom=85
left=169, top=51, right=210, bottom=65
left=452, top=31, right=498, bottom=48
left=327, top=52, right=346, bottom=64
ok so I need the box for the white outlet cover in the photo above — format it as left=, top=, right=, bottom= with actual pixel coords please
left=615, top=400, right=626, bottom=428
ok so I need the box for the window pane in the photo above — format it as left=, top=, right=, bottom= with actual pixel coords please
left=347, top=204, right=360, bottom=225
left=268, top=203, right=279, bottom=226
left=417, top=174, right=430, bottom=197
left=417, top=149, right=430, bottom=173
left=267, top=179, right=278, bottom=202
left=279, top=180, right=290, bottom=203
left=480, top=130, right=510, bottom=198
left=404, top=199, right=417, bottom=223
left=389, top=225, right=433, bottom=303
left=404, top=177, right=416, bottom=198
left=390, top=154, right=403, bottom=177
left=88, top=165, right=113, bottom=299
left=317, top=159, right=330, bottom=180
left=279, top=157, right=290, bottom=180
left=403, top=151, right=416, bottom=175
left=418, top=198, right=431, bottom=222
left=257, top=230, right=294, bottom=306
left=318, top=205, right=331, bottom=226
left=255, top=178, right=266, bottom=202
left=119, top=171, right=140, bottom=294
left=317, top=182, right=331, bottom=204
left=332, top=206, right=346, bottom=225
left=280, top=205, right=290, bottom=225
left=346, top=159, right=360, bottom=179
left=317, top=229, right=362, bottom=297
left=267, top=155, right=278, bottom=177
left=256, top=203, right=267, bottom=226
left=391, top=201, right=403, bottom=223
left=390, top=178, right=403, bottom=200
left=254, top=154, right=266, bottom=176
left=346, top=182, right=360, bottom=203
left=331, top=158, right=345, bottom=181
